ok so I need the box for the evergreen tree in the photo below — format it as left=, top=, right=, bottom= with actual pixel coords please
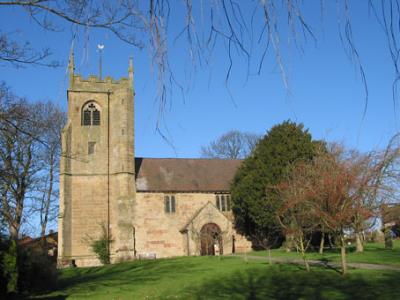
left=231, top=121, right=320, bottom=247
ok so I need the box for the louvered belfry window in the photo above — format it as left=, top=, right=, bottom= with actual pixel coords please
left=82, top=102, right=100, bottom=126
left=92, top=109, right=100, bottom=125
left=83, top=110, right=91, bottom=125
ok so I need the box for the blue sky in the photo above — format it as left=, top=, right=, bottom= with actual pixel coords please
left=1, top=1, right=398, bottom=160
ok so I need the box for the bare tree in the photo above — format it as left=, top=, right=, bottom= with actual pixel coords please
left=0, top=0, right=143, bottom=67
left=0, top=32, right=56, bottom=68
left=32, top=102, right=66, bottom=239
left=276, top=151, right=356, bottom=275
left=0, top=95, right=41, bottom=240
left=276, top=164, right=320, bottom=272
left=201, top=130, right=260, bottom=159
left=3, top=1, right=398, bottom=118
left=0, top=84, right=66, bottom=240
left=276, top=140, right=400, bottom=275
left=250, top=226, right=282, bottom=265
left=347, top=136, right=400, bottom=252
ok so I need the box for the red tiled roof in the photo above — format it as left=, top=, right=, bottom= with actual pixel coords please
left=135, top=158, right=242, bottom=192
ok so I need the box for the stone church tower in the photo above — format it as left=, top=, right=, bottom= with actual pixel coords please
left=58, top=55, right=253, bottom=267
left=58, top=54, right=136, bottom=266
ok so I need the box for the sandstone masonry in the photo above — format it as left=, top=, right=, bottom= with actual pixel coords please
left=57, top=55, right=251, bottom=267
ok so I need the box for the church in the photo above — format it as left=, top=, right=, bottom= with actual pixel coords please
left=57, top=56, right=252, bottom=267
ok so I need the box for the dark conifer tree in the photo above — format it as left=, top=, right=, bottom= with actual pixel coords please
left=231, top=120, right=321, bottom=247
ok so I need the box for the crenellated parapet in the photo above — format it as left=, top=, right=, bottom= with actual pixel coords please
left=69, top=74, right=132, bottom=92
left=73, top=74, right=130, bottom=84
left=67, top=52, right=134, bottom=92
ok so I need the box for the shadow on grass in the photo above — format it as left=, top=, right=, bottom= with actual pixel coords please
left=316, top=258, right=342, bottom=274
left=30, top=257, right=210, bottom=299
left=254, top=241, right=400, bottom=267
left=8, top=294, right=67, bottom=300
left=29, top=256, right=400, bottom=299
left=186, top=264, right=400, bottom=300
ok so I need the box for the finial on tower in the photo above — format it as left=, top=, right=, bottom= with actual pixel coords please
left=68, top=51, right=75, bottom=76
left=129, top=56, right=134, bottom=82
left=68, top=51, right=75, bottom=88
left=97, top=44, right=105, bottom=80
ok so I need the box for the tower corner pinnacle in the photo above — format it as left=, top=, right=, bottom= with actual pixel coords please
left=68, top=51, right=75, bottom=88
left=128, top=56, right=134, bottom=83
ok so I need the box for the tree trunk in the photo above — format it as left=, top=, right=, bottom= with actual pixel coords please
left=340, top=235, right=348, bottom=275
left=302, top=256, right=310, bottom=272
left=355, top=232, right=364, bottom=252
left=41, top=152, right=54, bottom=239
left=9, top=224, right=19, bottom=241
left=384, top=228, right=394, bottom=249
left=319, top=232, right=325, bottom=254
left=299, top=238, right=310, bottom=272
left=328, top=233, right=334, bottom=249
left=268, top=248, right=272, bottom=265
left=285, top=233, right=294, bottom=252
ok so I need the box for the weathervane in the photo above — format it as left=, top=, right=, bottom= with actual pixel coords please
left=97, top=44, right=105, bottom=80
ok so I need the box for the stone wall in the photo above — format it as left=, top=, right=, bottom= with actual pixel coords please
left=58, top=70, right=136, bottom=267
left=60, top=190, right=252, bottom=267
left=133, top=192, right=252, bottom=259
left=58, top=60, right=251, bottom=268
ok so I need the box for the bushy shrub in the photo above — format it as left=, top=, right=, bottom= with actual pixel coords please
left=91, top=238, right=110, bottom=264
left=3, top=239, right=18, bottom=294
left=0, top=239, right=5, bottom=297
left=0, top=237, right=16, bottom=297
left=17, top=245, right=58, bottom=292
left=90, top=224, right=112, bottom=265
left=1, top=238, right=58, bottom=296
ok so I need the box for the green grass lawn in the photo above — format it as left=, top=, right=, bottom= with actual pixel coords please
left=31, top=253, right=400, bottom=300
left=250, top=240, right=400, bottom=266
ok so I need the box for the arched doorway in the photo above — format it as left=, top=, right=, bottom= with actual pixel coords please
left=200, top=223, right=223, bottom=256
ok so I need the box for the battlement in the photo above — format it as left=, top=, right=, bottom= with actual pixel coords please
left=67, top=54, right=134, bottom=91
left=69, top=74, right=132, bottom=92
left=73, top=74, right=130, bottom=84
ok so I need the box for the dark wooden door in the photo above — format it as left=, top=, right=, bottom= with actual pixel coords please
left=200, top=223, right=222, bottom=256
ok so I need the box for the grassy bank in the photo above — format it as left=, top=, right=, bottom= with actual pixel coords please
left=31, top=253, right=399, bottom=300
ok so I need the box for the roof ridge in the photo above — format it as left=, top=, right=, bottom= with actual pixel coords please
left=135, top=157, right=242, bottom=192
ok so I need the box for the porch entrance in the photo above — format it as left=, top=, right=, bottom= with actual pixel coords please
left=200, top=223, right=223, bottom=256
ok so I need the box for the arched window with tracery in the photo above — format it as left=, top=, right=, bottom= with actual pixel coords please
left=82, top=102, right=101, bottom=126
